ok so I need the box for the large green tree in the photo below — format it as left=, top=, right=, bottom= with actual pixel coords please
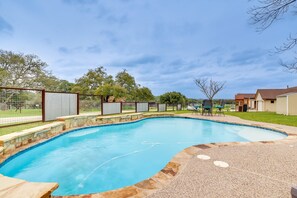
left=134, top=87, right=155, bottom=102
left=95, top=84, right=127, bottom=102
left=115, top=69, right=138, bottom=101
left=0, top=50, right=49, bottom=88
left=159, top=92, right=187, bottom=106
left=72, top=66, right=113, bottom=94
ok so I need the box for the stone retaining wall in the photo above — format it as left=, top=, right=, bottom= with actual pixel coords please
left=0, top=112, right=174, bottom=155
left=0, top=122, right=64, bottom=154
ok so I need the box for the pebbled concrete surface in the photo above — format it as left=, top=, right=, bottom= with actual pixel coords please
left=149, top=114, right=297, bottom=198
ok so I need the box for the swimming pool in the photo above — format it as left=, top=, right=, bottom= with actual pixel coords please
left=0, top=117, right=286, bottom=195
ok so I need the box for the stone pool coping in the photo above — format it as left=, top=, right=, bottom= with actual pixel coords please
left=53, top=114, right=297, bottom=198
left=0, top=174, right=58, bottom=198
left=1, top=113, right=297, bottom=198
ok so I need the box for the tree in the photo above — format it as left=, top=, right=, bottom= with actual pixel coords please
left=115, top=69, right=138, bottom=101
left=57, top=80, right=75, bottom=92
left=249, top=0, right=297, bottom=71
left=37, top=73, right=60, bottom=90
left=134, top=87, right=155, bottom=102
left=0, top=68, right=9, bottom=85
left=159, top=92, right=187, bottom=106
left=0, top=50, right=49, bottom=87
left=72, top=66, right=113, bottom=94
left=95, top=84, right=127, bottom=102
left=194, top=78, right=225, bottom=101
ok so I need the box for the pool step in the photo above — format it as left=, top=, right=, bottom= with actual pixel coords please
left=0, top=174, right=58, bottom=198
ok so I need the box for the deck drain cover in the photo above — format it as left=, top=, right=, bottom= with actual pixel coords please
left=197, top=154, right=210, bottom=160
left=214, top=161, right=229, bottom=168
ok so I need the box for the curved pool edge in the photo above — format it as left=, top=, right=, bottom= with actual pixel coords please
left=0, top=114, right=296, bottom=198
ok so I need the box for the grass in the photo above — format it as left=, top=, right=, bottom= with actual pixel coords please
left=3, top=110, right=294, bottom=137
left=225, top=111, right=297, bottom=127
left=0, top=109, right=41, bottom=118
left=0, top=121, right=52, bottom=136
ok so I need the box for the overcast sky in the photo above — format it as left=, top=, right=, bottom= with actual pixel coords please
left=0, top=0, right=296, bottom=98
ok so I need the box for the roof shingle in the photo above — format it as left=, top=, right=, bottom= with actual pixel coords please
left=257, top=86, right=297, bottom=100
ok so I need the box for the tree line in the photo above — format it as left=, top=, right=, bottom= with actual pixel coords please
left=0, top=50, right=189, bottom=104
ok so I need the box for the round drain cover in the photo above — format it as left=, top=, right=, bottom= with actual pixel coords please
left=214, top=160, right=229, bottom=168
left=197, top=154, right=211, bottom=160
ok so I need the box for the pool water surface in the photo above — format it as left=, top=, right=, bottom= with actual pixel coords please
left=0, top=117, right=286, bottom=195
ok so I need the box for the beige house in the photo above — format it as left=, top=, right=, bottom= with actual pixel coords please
left=276, top=92, right=297, bottom=115
left=255, top=86, right=297, bottom=112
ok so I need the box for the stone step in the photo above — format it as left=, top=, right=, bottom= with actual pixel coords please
left=0, top=174, right=58, bottom=198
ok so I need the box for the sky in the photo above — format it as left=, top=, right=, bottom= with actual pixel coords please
left=0, top=0, right=296, bottom=99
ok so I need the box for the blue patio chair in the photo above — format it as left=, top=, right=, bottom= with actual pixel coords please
left=215, top=100, right=225, bottom=116
left=202, top=100, right=212, bottom=116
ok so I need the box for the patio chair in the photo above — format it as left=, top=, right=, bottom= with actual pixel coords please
left=292, top=186, right=297, bottom=198
left=187, top=105, right=200, bottom=114
left=202, top=100, right=212, bottom=116
left=215, top=100, right=225, bottom=116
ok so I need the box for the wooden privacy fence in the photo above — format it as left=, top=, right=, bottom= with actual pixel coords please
left=0, top=86, right=184, bottom=127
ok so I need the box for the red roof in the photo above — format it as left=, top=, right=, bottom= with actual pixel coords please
left=235, top=93, right=255, bottom=100
left=257, top=86, right=297, bottom=100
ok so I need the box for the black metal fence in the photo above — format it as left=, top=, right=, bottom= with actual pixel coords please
left=79, top=94, right=102, bottom=115
left=0, top=87, right=43, bottom=127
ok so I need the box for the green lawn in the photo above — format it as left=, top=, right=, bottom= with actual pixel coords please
left=225, top=111, right=297, bottom=127
left=2, top=110, right=294, bottom=137
left=0, top=122, right=52, bottom=136
left=0, top=109, right=42, bottom=118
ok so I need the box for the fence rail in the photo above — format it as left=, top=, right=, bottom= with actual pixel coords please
left=0, top=86, right=184, bottom=128
left=0, top=87, right=43, bottom=127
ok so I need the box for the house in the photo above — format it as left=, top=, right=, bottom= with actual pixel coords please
left=255, top=86, right=297, bottom=112
left=276, top=92, right=297, bottom=115
left=235, top=93, right=255, bottom=112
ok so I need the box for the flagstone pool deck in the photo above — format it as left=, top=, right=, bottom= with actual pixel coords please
left=1, top=113, right=297, bottom=198
left=148, top=114, right=297, bottom=198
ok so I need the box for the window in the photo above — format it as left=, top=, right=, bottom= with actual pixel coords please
left=271, top=100, right=274, bottom=104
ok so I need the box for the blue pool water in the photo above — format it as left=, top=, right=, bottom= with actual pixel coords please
left=0, top=117, right=286, bottom=195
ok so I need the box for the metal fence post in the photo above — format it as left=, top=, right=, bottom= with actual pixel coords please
left=120, top=102, right=123, bottom=113
left=135, top=102, right=137, bottom=113
left=42, top=89, right=45, bottom=122
left=77, top=93, right=80, bottom=115
left=101, top=95, right=104, bottom=116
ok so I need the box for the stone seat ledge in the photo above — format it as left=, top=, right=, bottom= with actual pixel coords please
left=96, top=113, right=143, bottom=119
left=144, top=112, right=174, bottom=116
left=0, top=174, right=58, bottom=198
left=57, top=114, right=85, bottom=120
left=56, top=114, right=100, bottom=121
left=0, top=122, right=64, bottom=142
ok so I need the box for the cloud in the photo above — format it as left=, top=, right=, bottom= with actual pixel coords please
left=110, top=55, right=162, bottom=67
left=227, top=49, right=269, bottom=65
left=62, top=0, right=98, bottom=5
left=0, top=16, right=13, bottom=34
left=86, top=44, right=101, bottom=53
left=201, top=47, right=222, bottom=57
left=58, top=46, right=83, bottom=54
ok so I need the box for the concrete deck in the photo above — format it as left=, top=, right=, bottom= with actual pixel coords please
left=0, top=174, right=58, bottom=198
left=149, top=114, right=297, bottom=198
